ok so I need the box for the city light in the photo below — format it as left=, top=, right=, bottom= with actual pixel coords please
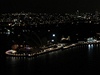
left=52, top=34, right=55, bottom=37
left=51, top=39, right=54, bottom=42
left=1, top=12, right=100, bottom=57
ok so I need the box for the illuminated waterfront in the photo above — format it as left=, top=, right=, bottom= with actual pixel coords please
left=1, top=44, right=100, bottom=74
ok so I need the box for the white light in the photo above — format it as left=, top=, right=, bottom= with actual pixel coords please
left=88, top=44, right=93, bottom=50
left=52, top=34, right=55, bottom=37
left=51, top=39, right=54, bottom=42
left=48, top=30, right=50, bottom=32
left=18, top=34, right=20, bottom=37
left=5, top=50, right=17, bottom=54
left=7, top=29, right=10, bottom=32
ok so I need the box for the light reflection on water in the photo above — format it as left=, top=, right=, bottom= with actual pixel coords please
left=88, top=44, right=93, bottom=54
left=2, top=44, right=100, bottom=74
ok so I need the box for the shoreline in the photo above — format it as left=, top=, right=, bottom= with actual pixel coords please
left=5, top=41, right=100, bottom=57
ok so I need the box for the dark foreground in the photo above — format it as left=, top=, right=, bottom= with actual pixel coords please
left=0, top=44, right=100, bottom=75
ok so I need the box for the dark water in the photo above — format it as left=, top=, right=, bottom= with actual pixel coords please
left=1, top=44, right=100, bottom=74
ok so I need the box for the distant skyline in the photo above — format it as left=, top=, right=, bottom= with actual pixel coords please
left=0, top=0, right=100, bottom=13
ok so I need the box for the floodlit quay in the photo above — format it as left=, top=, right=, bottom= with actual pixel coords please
left=5, top=40, right=100, bottom=57
left=5, top=43, right=65, bottom=57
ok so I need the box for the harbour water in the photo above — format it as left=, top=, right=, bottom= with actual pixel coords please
left=1, top=44, right=100, bottom=74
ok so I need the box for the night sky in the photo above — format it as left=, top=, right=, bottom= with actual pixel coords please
left=0, top=0, right=100, bottom=13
